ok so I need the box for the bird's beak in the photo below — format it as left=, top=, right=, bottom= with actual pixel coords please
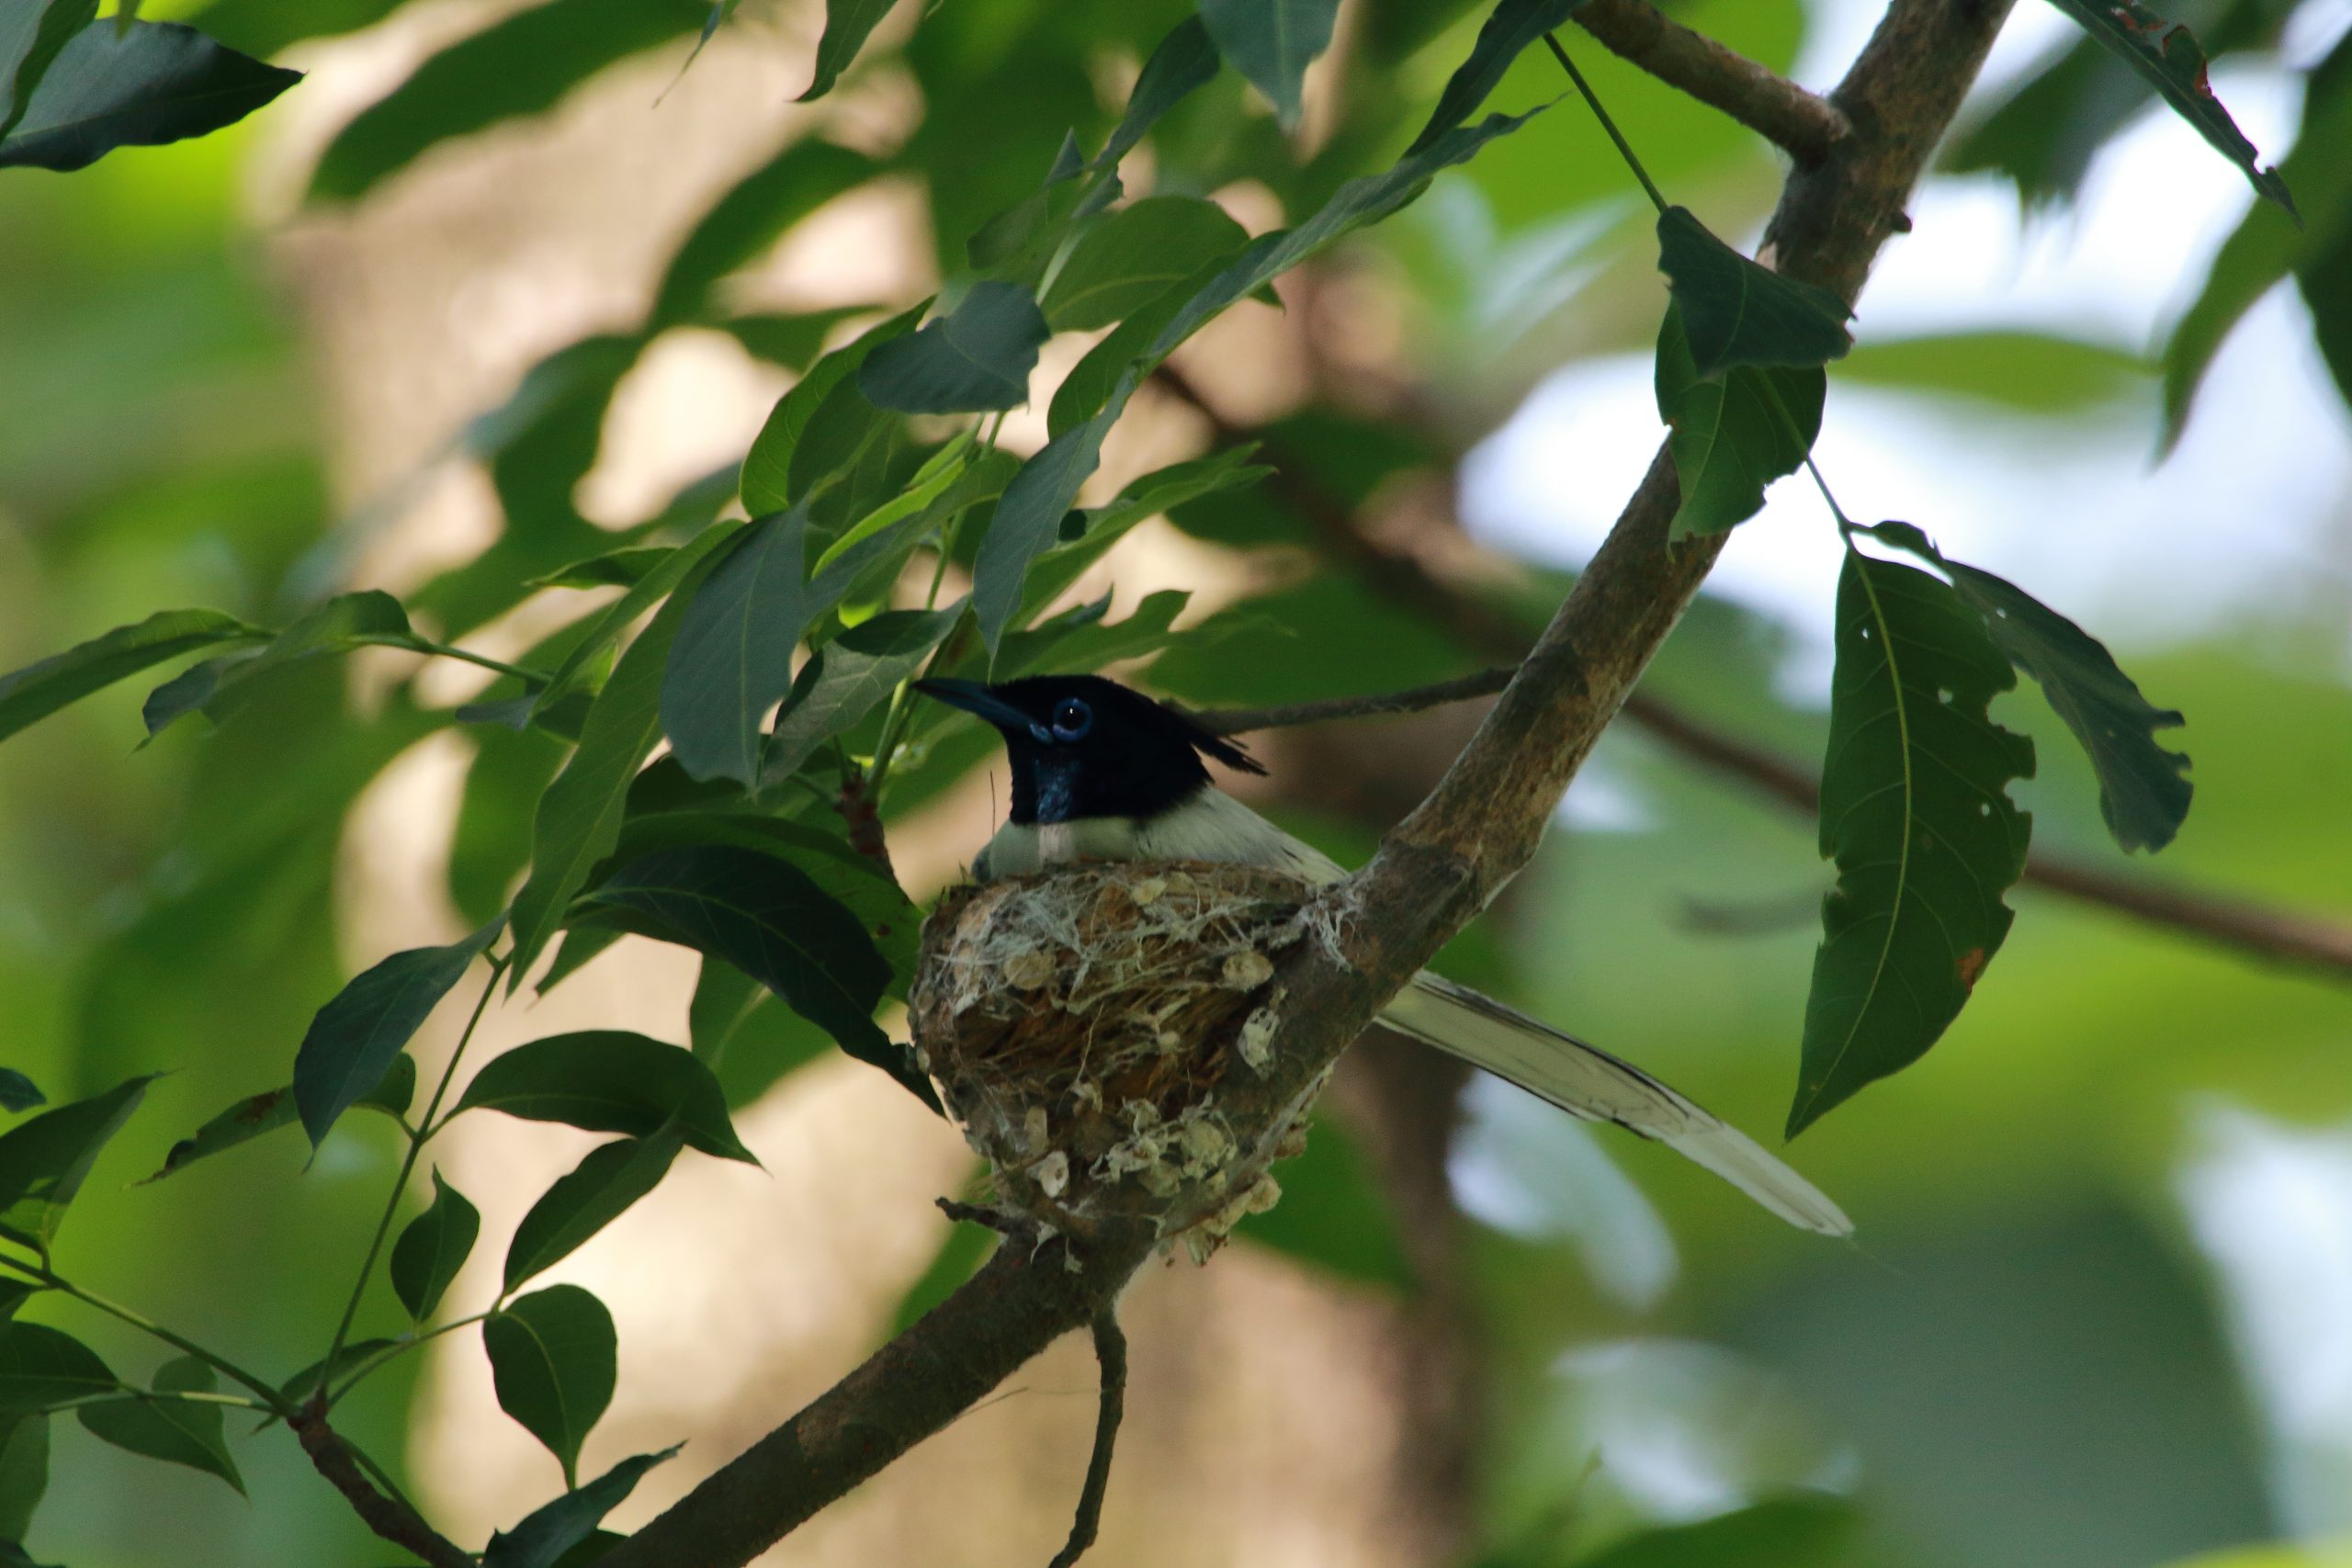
left=913, top=679, right=1048, bottom=741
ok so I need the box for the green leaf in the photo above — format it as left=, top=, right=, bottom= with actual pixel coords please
left=2042, top=0, right=2294, bottom=216
left=150, top=590, right=418, bottom=737
left=276, top=1337, right=401, bottom=1411
left=1197, top=0, right=1339, bottom=130
left=1000, top=590, right=1192, bottom=677
left=0, top=1, right=99, bottom=143
left=77, top=1357, right=243, bottom=1495
left=293, top=916, right=503, bottom=1150
left=2304, top=216, right=2352, bottom=416
left=1568, top=1496, right=1863, bottom=1568
left=1655, top=207, right=1852, bottom=377
left=179, top=0, right=407, bottom=58
left=141, top=1055, right=415, bottom=1184
left=526, top=547, right=676, bottom=592
left=1405, top=0, right=1579, bottom=154
left=741, top=301, right=926, bottom=514
left=1235, top=1113, right=1411, bottom=1291
left=0, top=1291, right=28, bottom=1326
left=1654, top=306, right=1823, bottom=536
left=510, top=541, right=735, bottom=984
left=690, top=960, right=834, bottom=1106
left=0, top=1080, right=39, bottom=1118
left=1837, top=329, right=2151, bottom=413
left=0, top=17, right=299, bottom=172
left=504, top=1127, right=686, bottom=1292
left=857, top=284, right=1051, bottom=413
left=390, top=1169, right=481, bottom=1321
left=0, top=1414, right=49, bottom=1545
left=0, top=609, right=262, bottom=748
left=535, top=520, right=742, bottom=717
left=1871, top=523, right=2191, bottom=853
left=1046, top=256, right=1232, bottom=439
left=453, top=1032, right=754, bottom=1162
left=1016, top=447, right=1269, bottom=621
left=659, top=510, right=809, bottom=785
left=1793, top=548, right=2034, bottom=1136
left=483, top=1447, right=682, bottom=1568
left=763, top=603, right=964, bottom=784
left=888, top=1203, right=995, bottom=1336
left=577, top=848, right=927, bottom=1104
left=484, top=1285, right=616, bottom=1490
left=1092, top=16, right=1219, bottom=175
left=1041, top=197, right=1249, bottom=331
left=651, top=140, right=876, bottom=326
left=0, top=1077, right=155, bottom=1250
left=796, top=0, right=896, bottom=102
left=975, top=408, right=1122, bottom=657
left=717, top=307, right=876, bottom=373
left=0, top=1323, right=114, bottom=1423
left=307, top=0, right=707, bottom=203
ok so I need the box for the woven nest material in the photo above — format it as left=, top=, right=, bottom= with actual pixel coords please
left=911, top=861, right=1330, bottom=1254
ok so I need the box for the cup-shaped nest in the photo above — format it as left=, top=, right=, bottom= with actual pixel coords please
left=911, top=861, right=1327, bottom=1251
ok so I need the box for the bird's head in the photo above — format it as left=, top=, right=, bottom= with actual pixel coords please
left=914, top=674, right=1263, bottom=825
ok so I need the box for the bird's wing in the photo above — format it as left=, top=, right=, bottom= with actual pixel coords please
left=1379, top=972, right=1852, bottom=1236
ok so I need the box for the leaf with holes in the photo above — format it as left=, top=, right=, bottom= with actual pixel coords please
left=0, top=1077, right=156, bottom=1249
left=293, top=916, right=502, bottom=1150
left=858, top=284, right=1051, bottom=413
left=485, top=1286, right=616, bottom=1490
left=453, top=1031, right=754, bottom=1161
left=77, top=1357, right=242, bottom=1495
left=1654, top=307, right=1823, bottom=536
left=1656, top=207, right=1852, bottom=377
left=391, top=1169, right=481, bottom=1321
left=1794, top=549, right=2034, bottom=1135
left=482, top=1445, right=683, bottom=1568
left=1198, top=0, right=1338, bottom=130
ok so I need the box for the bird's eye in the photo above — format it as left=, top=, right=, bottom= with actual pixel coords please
left=1051, top=697, right=1092, bottom=739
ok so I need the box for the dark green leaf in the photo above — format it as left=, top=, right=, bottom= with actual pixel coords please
left=1568, top=1496, right=1862, bottom=1568
left=763, top=603, right=964, bottom=784
left=307, top=0, right=707, bottom=203
left=660, top=510, right=809, bottom=785
left=1655, top=207, right=1852, bottom=376
left=277, top=1337, right=401, bottom=1411
left=534, top=520, right=741, bottom=716
left=975, top=407, right=1123, bottom=657
left=857, top=284, right=1050, bottom=413
left=77, top=1357, right=242, bottom=1495
left=717, top=307, right=876, bottom=372
left=0, top=1080, right=38, bottom=1117
left=0, top=18, right=299, bottom=172
left=504, top=1128, right=686, bottom=1292
left=1793, top=549, right=2034, bottom=1136
left=2304, top=216, right=2352, bottom=415
left=141, top=1055, right=414, bottom=1184
left=483, top=1448, right=682, bottom=1568
left=999, top=590, right=1192, bottom=678
left=1406, top=0, right=1579, bottom=154
left=484, top=1285, right=616, bottom=1489
left=0, top=1, right=99, bottom=143
left=740, top=301, right=926, bottom=514
left=453, top=1031, right=754, bottom=1162
left=180, top=0, right=407, bottom=58
left=1046, top=256, right=1231, bottom=439
left=1040, top=196, right=1249, bottom=331
left=965, top=135, right=1089, bottom=285
left=1871, top=523, right=2191, bottom=852
left=391, top=1169, right=481, bottom=1321
left=293, top=917, right=503, bottom=1150
left=2043, top=0, right=2294, bottom=215
left=0, top=1288, right=33, bottom=1324
left=0, top=1077, right=155, bottom=1249
left=1197, top=0, right=1339, bottom=130
left=526, top=547, right=676, bottom=592
left=1016, top=447, right=1269, bottom=620
left=1235, top=1113, right=1411, bottom=1290
left=150, top=590, right=418, bottom=737
left=0, top=1324, right=113, bottom=1422
left=796, top=0, right=896, bottom=102
left=1654, top=306, right=1822, bottom=537
left=651, top=140, right=876, bottom=325
left=692, top=960, right=835, bottom=1107
left=0, top=609, right=262, bottom=748
left=1092, top=16, right=1219, bottom=174
left=0, top=1413, right=48, bottom=1544
left=888, top=1202, right=995, bottom=1336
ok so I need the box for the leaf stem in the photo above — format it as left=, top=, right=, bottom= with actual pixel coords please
left=324, top=1311, right=493, bottom=1410
left=0, top=1253, right=293, bottom=1415
left=365, top=635, right=548, bottom=686
left=1545, top=32, right=1668, bottom=215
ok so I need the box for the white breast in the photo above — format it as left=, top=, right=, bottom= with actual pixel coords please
left=970, top=788, right=1345, bottom=886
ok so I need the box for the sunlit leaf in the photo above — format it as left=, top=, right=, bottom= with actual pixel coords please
left=141, top=1055, right=415, bottom=1184
left=0, top=1323, right=114, bottom=1423
left=0, top=609, right=263, bottom=748
left=858, top=284, right=1050, bottom=413
left=1406, top=0, right=1578, bottom=154
left=763, top=603, right=964, bottom=784
left=660, top=509, right=809, bottom=784
left=797, top=0, right=897, bottom=103
left=651, top=140, right=876, bottom=326
left=484, top=1285, right=616, bottom=1489
left=0, top=0, right=99, bottom=143
left=482, top=1445, right=682, bottom=1568
left=1197, top=0, right=1339, bottom=130
left=0, top=17, right=299, bottom=172
left=454, top=1031, right=754, bottom=1162
left=292, top=916, right=503, bottom=1150
left=741, top=301, right=926, bottom=514
left=1040, top=196, right=1249, bottom=331
left=77, top=1357, right=243, bottom=1495
left=1654, top=306, right=1823, bottom=536
left=1656, top=206, right=1851, bottom=377
left=390, top=1169, right=480, bottom=1321
left=0, top=1077, right=156, bottom=1249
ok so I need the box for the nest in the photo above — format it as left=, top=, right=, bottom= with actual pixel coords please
left=910, top=861, right=1329, bottom=1256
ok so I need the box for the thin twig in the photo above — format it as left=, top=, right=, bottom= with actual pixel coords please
left=289, top=1396, right=475, bottom=1568
left=1573, top=0, right=1849, bottom=164
left=1046, top=1312, right=1129, bottom=1568
left=1185, top=668, right=1516, bottom=735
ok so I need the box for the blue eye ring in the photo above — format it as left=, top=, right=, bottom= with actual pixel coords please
left=1051, top=697, right=1092, bottom=739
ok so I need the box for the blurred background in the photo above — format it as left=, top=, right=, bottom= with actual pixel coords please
left=5, top=0, right=2352, bottom=1563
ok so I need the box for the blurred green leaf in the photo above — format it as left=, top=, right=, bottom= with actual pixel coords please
left=0, top=1290, right=31, bottom=1325
left=484, top=1284, right=616, bottom=1490
left=390, top=1169, right=480, bottom=1321
left=0, top=1414, right=48, bottom=1544
left=276, top=1337, right=400, bottom=1412
left=1094, top=16, right=1220, bottom=174
left=717, top=307, right=876, bottom=373
left=186, top=0, right=408, bottom=58
left=2303, top=216, right=2352, bottom=412
left=483, top=1444, right=682, bottom=1568
left=1041, top=196, right=1249, bottom=331
left=660, top=511, right=809, bottom=785
left=690, top=959, right=834, bottom=1106
left=1793, top=549, right=2033, bottom=1136
left=504, top=1126, right=685, bottom=1292
left=1407, top=0, right=1578, bottom=154
left=292, top=916, right=502, bottom=1150
left=1046, top=259, right=1224, bottom=439
left=858, top=284, right=1050, bottom=413
left=1001, top=588, right=1192, bottom=676
left=141, top=1054, right=415, bottom=1184
left=1019, top=446, right=1269, bottom=616
left=536, top=520, right=741, bottom=717
left=741, top=301, right=925, bottom=513
left=1236, top=1113, right=1412, bottom=1291
left=0, top=609, right=263, bottom=748
left=1198, top=0, right=1338, bottom=130
left=0, top=1324, right=114, bottom=1423
left=454, top=1031, right=754, bottom=1162
left=1657, top=207, right=1851, bottom=377
left=451, top=720, right=571, bottom=926
left=1564, top=1496, right=1863, bottom=1568
left=149, top=589, right=416, bottom=737
left=0, top=1, right=98, bottom=142
left=1148, top=573, right=1476, bottom=707
left=975, top=408, right=1124, bottom=658
left=888, top=1203, right=995, bottom=1336
left=76, top=1357, right=242, bottom=1495
left=0, top=1080, right=38, bottom=1118
left=1947, top=37, right=2146, bottom=207
left=763, top=603, right=963, bottom=784
left=0, top=18, right=300, bottom=172
left=1838, top=330, right=2151, bottom=412
left=0, top=1076, right=155, bottom=1249
left=797, top=0, right=898, bottom=102
left=651, top=140, right=876, bottom=326
left=1654, top=306, right=1822, bottom=537
left=307, top=0, right=707, bottom=203
left=526, top=548, right=676, bottom=593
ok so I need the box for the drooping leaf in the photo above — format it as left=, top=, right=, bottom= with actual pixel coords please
left=0, top=1077, right=156, bottom=1250
left=1793, top=548, right=2034, bottom=1136
left=0, top=1323, right=114, bottom=1423
left=1197, top=0, right=1340, bottom=130
left=659, top=510, right=809, bottom=785
left=484, top=1285, right=617, bottom=1489
left=1871, top=523, right=2191, bottom=853
left=483, top=1447, right=683, bottom=1568
left=0, top=1, right=99, bottom=143
left=857, top=284, right=1051, bottom=414
left=390, top=1169, right=481, bottom=1321
left=1040, top=196, right=1249, bottom=331
left=1405, top=0, right=1579, bottom=154
left=141, top=1055, right=415, bottom=1184
left=1655, top=207, right=1852, bottom=377
left=0, top=17, right=299, bottom=172
left=763, top=603, right=964, bottom=784
left=292, top=916, right=503, bottom=1150
left=650, top=140, right=876, bottom=325
left=2042, top=0, right=2294, bottom=215
left=740, top=301, right=927, bottom=514
left=503, top=1127, right=687, bottom=1292
left=796, top=0, right=897, bottom=102
left=0, top=1079, right=39, bottom=1117
left=0, top=609, right=263, bottom=748
left=77, top=1357, right=243, bottom=1495
left=452, top=1032, right=754, bottom=1162
left=1654, top=306, right=1824, bottom=536
left=0, top=1412, right=48, bottom=1544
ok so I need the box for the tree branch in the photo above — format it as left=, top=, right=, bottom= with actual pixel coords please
left=289, top=1397, right=473, bottom=1568
left=1185, top=668, right=1517, bottom=736
left=1046, top=1313, right=1129, bottom=1568
left=1574, top=0, right=1850, bottom=164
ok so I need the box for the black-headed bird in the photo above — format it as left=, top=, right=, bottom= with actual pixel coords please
left=916, top=673, right=1850, bottom=1236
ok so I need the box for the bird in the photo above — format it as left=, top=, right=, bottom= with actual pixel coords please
left=914, top=673, right=1851, bottom=1237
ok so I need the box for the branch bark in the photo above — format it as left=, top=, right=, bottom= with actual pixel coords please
left=289, top=1398, right=473, bottom=1568
left=1575, top=0, right=1851, bottom=164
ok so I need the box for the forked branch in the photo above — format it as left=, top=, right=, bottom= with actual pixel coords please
left=1575, top=0, right=1850, bottom=163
